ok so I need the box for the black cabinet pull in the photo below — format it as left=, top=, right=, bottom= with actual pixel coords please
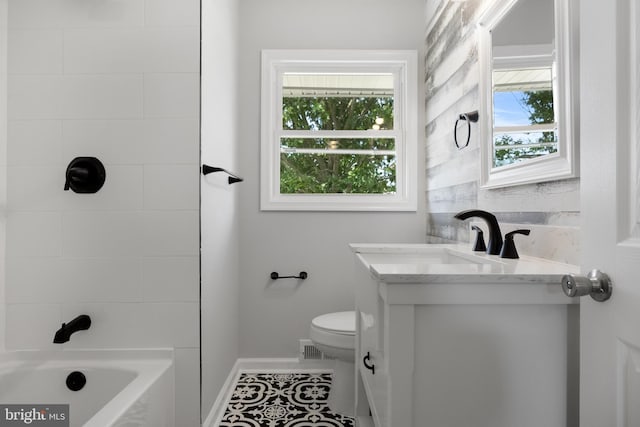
left=363, top=352, right=375, bottom=375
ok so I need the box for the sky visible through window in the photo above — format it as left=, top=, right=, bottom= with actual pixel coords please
left=492, top=88, right=557, bottom=167
left=493, top=91, right=530, bottom=127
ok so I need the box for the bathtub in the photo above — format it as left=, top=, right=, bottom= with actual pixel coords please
left=0, top=349, right=174, bottom=427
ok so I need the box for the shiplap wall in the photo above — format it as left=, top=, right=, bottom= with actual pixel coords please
left=424, top=0, right=580, bottom=262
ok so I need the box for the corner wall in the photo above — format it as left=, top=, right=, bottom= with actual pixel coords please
left=424, top=0, right=580, bottom=264
left=200, top=0, right=240, bottom=420
left=237, top=0, right=427, bottom=358
left=4, top=1, right=200, bottom=425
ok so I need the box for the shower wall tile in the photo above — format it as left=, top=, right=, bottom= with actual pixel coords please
left=174, top=348, right=201, bottom=427
left=61, top=165, right=144, bottom=211
left=60, top=211, right=199, bottom=258
left=6, top=211, right=61, bottom=256
left=144, top=0, right=200, bottom=27
left=7, top=166, right=143, bottom=211
left=8, top=29, right=63, bottom=74
left=60, top=302, right=145, bottom=348
left=61, top=212, right=144, bottom=257
left=63, top=28, right=145, bottom=74
left=5, top=257, right=62, bottom=303
left=8, top=74, right=144, bottom=119
left=141, top=210, right=199, bottom=256
left=6, top=0, right=201, bottom=423
left=142, top=28, right=199, bottom=72
left=61, top=302, right=199, bottom=348
left=137, top=302, right=199, bottom=347
left=8, top=120, right=63, bottom=165
left=59, top=75, right=143, bottom=119
left=143, top=165, right=199, bottom=210
left=7, top=1, right=65, bottom=29
left=7, top=165, right=142, bottom=211
left=8, top=0, right=145, bottom=29
left=8, top=75, right=64, bottom=119
left=58, top=0, right=145, bottom=29
left=142, top=118, right=199, bottom=164
left=6, top=257, right=142, bottom=304
left=62, top=120, right=146, bottom=164
left=143, top=73, right=199, bottom=118
left=64, top=27, right=198, bottom=74
left=5, top=303, right=61, bottom=349
left=7, top=165, right=62, bottom=209
left=142, top=257, right=199, bottom=302
left=56, top=258, right=142, bottom=303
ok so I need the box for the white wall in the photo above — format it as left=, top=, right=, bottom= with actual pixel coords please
left=4, top=1, right=200, bottom=425
left=200, top=0, right=240, bottom=421
left=0, top=0, right=7, bottom=354
left=237, top=0, right=427, bottom=358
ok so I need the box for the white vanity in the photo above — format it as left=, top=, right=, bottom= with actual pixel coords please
left=351, top=244, right=579, bottom=427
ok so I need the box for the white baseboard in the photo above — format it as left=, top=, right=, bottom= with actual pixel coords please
left=202, top=359, right=241, bottom=427
left=357, top=416, right=375, bottom=427
left=203, top=357, right=335, bottom=427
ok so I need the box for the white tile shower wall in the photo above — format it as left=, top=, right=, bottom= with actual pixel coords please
left=4, top=0, right=200, bottom=425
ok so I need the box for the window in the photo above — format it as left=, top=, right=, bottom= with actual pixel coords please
left=260, top=50, right=417, bottom=211
left=492, top=54, right=558, bottom=168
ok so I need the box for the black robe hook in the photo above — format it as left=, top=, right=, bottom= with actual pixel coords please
left=202, top=164, right=244, bottom=185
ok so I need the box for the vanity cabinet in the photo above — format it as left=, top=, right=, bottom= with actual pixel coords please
left=351, top=244, right=579, bottom=427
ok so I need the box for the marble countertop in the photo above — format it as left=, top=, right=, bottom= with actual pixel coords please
left=350, top=243, right=580, bottom=284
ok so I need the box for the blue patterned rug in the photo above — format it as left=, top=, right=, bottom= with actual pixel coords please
left=219, top=372, right=356, bottom=426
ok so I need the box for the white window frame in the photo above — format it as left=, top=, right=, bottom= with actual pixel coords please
left=260, top=49, right=418, bottom=211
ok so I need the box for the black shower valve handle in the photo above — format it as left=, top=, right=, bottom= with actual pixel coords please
left=64, top=157, right=106, bottom=193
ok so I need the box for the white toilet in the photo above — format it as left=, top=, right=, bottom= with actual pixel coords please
left=309, top=310, right=356, bottom=416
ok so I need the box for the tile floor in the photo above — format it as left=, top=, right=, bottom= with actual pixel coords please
left=218, top=372, right=356, bottom=426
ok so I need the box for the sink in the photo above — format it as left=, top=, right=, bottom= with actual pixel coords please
left=354, top=245, right=499, bottom=268
left=350, top=243, right=578, bottom=283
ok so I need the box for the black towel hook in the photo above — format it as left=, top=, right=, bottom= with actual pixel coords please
left=202, top=164, right=244, bottom=184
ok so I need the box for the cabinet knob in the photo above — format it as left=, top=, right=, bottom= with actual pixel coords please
left=363, top=352, right=375, bottom=375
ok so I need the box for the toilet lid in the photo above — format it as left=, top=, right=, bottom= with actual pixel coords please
left=311, top=311, right=355, bottom=335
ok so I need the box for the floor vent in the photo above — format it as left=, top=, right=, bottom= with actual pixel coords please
left=299, top=339, right=325, bottom=361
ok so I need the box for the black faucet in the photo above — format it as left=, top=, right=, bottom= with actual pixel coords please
left=454, top=209, right=503, bottom=255
left=53, top=314, right=91, bottom=344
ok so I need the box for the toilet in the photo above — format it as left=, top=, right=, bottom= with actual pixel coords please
left=309, top=311, right=356, bottom=416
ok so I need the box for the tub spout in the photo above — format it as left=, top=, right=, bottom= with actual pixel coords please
left=53, top=314, right=91, bottom=344
left=454, top=209, right=503, bottom=255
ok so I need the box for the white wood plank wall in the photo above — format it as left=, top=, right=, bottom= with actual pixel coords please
left=423, top=0, right=580, bottom=260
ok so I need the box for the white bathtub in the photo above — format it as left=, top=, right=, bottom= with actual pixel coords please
left=0, top=349, right=174, bottom=427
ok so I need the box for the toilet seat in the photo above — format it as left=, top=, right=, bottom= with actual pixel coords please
left=311, top=311, right=355, bottom=335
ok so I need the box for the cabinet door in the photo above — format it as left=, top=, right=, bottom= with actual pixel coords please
left=354, top=256, right=389, bottom=426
